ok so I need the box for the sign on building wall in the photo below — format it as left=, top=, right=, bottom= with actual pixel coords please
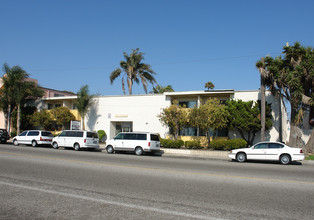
left=70, top=121, right=81, bottom=130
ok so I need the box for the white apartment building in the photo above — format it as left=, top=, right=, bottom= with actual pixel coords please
left=38, top=89, right=288, bottom=145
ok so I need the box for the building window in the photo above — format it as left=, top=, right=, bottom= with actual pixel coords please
left=179, top=101, right=197, bottom=108
left=72, top=104, right=77, bottom=109
left=48, top=104, right=53, bottom=110
left=55, top=104, right=61, bottom=108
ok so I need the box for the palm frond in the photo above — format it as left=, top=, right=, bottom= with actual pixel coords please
left=110, top=68, right=122, bottom=84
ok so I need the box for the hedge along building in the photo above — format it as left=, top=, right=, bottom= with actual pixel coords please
left=37, top=89, right=288, bottom=145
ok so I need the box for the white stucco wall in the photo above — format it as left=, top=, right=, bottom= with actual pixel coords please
left=85, top=94, right=169, bottom=139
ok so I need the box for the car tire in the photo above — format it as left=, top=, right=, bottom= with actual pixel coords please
left=280, top=154, right=291, bottom=165
left=52, top=142, right=59, bottom=149
left=135, top=147, right=143, bottom=156
left=74, top=143, right=80, bottom=151
left=32, top=140, right=37, bottom=147
left=13, top=139, right=19, bottom=146
left=236, top=152, right=246, bottom=162
left=106, top=145, right=114, bottom=154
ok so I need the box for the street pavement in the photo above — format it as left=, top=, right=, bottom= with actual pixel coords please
left=1, top=143, right=314, bottom=219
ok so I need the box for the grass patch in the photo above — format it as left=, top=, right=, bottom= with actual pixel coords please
left=305, top=155, right=314, bottom=160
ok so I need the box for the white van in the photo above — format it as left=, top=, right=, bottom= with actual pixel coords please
left=52, top=130, right=99, bottom=151
left=13, top=130, right=53, bottom=147
left=105, top=132, right=160, bottom=155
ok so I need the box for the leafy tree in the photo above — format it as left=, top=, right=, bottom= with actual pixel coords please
left=256, top=42, right=314, bottom=150
left=189, top=99, right=229, bottom=144
left=50, top=107, right=75, bottom=130
left=150, top=85, right=174, bottom=94
left=1, top=63, right=44, bottom=134
left=76, top=85, right=94, bottom=130
left=110, top=48, right=157, bottom=94
left=158, top=100, right=188, bottom=140
left=226, top=100, right=272, bottom=146
left=31, top=110, right=54, bottom=130
left=205, top=81, right=215, bottom=90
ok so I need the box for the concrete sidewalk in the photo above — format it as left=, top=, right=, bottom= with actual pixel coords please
left=161, top=148, right=229, bottom=160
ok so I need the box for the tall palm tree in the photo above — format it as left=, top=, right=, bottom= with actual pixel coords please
left=76, top=85, right=94, bottom=130
left=110, top=48, right=157, bottom=95
left=256, top=57, right=267, bottom=141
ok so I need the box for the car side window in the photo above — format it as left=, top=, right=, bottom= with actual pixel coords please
left=76, top=132, right=83, bottom=137
left=115, top=133, right=124, bottom=140
left=254, top=143, right=268, bottom=149
left=59, top=131, right=66, bottom=137
left=124, top=133, right=136, bottom=140
left=27, top=131, right=39, bottom=136
left=268, top=143, right=283, bottom=149
left=19, top=131, right=28, bottom=136
left=136, top=134, right=147, bottom=140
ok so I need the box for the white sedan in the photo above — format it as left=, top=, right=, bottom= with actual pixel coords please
left=228, top=142, right=305, bottom=165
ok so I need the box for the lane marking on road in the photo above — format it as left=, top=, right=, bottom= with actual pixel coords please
left=1, top=151, right=314, bottom=185
left=0, top=181, right=224, bottom=220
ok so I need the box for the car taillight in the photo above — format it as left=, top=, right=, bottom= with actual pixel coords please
left=40, top=137, right=43, bottom=141
left=84, top=139, right=86, bottom=143
left=148, top=142, right=151, bottom=147
left=300, top=149, right=303, bottom=153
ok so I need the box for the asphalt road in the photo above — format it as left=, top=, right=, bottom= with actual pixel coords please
left=0, top=144, right=314, bottom=220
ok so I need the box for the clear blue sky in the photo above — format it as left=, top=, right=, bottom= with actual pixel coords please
left=1, top=0, right=314, bottom=96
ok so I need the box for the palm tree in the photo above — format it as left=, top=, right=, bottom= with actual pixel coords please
left=151, top=85, right=174, bottom=94
left=205, top=81, right=215, bottom=90
left=256, top=57, right=267, bottom=141
left=110, top=48, right=157, bottom=95
left=76, top=85, right=94, bottom=130
left=1, top=63, right=44, bottom=134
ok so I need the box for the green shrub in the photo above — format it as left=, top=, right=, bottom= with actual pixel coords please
left=97, top=130, right=106, bottom=143
left=160, top=138, right=184, bottom=148
left=225, top=139, right=247, bottom=150
left=185, top=140, right=202, bottom=149
left=210, top=139, right=227, bottom=150
left=210, top=138, right=247, bottom=150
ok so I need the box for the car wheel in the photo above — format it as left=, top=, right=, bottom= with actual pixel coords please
left=280, top=154, right=291, bottom=165
left=236, top=152, right=246, bottom=162
left=52, top=142, right=59, bottom=149
left=106, top=145, right=114, bottom=154
left=13, top=139, right=19, bottom=146
left=135, top=147, right=143, bottom=156
left=32, top=140, right=37, bottom=147
left=74, top=143, right=80, bottom=151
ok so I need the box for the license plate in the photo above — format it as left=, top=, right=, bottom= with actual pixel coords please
left=93, top=141, right=97, bottom=144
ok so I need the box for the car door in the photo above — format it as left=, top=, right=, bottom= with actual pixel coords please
left=247, top=143, right=268, bottom=160
left=56, top=131, right=67, bottom=147
left=113, top=133, right=124, bottom=151
left=264, top=143, right=283, bottom=160
left=17, top=131, right=28, bottom=144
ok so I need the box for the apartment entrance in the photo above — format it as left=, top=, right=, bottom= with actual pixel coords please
left=111, top=122, right=133, bottom=137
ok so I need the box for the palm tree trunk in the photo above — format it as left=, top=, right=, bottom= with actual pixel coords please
left=260, top=76, right=266, bottom=142
left=82, top=117, right=85, bottom=130
left=127, top=77, right=133, bottom=95
left=17, top=103, right=21, bottom=134
left=7, top=104, right=11, bottom=134
left=304, top=129, right=314, bottom=154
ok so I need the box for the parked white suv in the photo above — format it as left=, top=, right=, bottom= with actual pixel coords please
left=13, top=130, right=53, bottom=147
left=106, top=132, right=161, bottom=155
left=52, top=130, right=99, bottom=151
